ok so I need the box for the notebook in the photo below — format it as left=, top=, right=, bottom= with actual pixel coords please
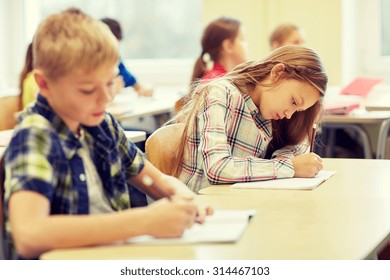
left=126, top=210, right=255, bottom=244
left=340, top=77, right=382, bottom=97
left=232, top=170, right=336, bottom=190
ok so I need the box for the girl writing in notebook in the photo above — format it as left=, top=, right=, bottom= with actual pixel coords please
left=170, top=45, right=327, bottom=192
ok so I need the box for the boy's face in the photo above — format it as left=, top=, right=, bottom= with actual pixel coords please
left=36, top=63, right=117, bottom=134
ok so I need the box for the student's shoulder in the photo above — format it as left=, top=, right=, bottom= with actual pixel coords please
left=18, top=113, right=53, bottom=131
left=99, top=113, right=126, bottom=142
left=206, top=79, right=243, bottom=103
left=12, top=114, right=56, bottom=145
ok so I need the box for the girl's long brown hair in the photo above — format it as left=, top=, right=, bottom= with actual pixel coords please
left=170, top=45, right=328, bottom=177
left=191, top=17, right=241, bottom=83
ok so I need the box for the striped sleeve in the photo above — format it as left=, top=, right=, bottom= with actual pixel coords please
left=198, top=85, right=295, bottom=184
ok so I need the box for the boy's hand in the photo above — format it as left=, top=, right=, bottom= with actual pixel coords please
left=158, top=175, right=214, bottom=224
left=146, top=197, right=197, bottom=238
left=136, top=87, right=153, bottom=97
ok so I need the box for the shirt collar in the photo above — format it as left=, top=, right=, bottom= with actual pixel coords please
left=25, top=95, right=116, bottom=160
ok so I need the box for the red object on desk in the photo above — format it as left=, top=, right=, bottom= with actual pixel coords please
left=324, top=101, right=360, bottom=115
left=340, top=77, right=383, bottom=97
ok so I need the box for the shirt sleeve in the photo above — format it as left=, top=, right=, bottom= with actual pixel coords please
left=272, top=140, right=310, bottom=158
left=118, top=60, right=137, bottom=87
left=4, top=127, right=57, bottom=202
left=197, top=86, right=295, bottom=184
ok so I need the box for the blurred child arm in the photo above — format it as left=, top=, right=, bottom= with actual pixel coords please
left=8, top=189, right=196, bottom=259
left=129, top=161, right=213, bottom=223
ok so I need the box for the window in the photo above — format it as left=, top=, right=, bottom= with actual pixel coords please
left=21, top=0, right=202, bottom=86
left=380, top=0, right=390, bottom=56
left=26, top=0, right=202, bottom=59
left=358, top=0, right=390, bottom=76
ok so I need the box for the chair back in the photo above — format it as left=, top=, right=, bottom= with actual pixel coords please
left=0, top=156, right=9, bottom=259
left=0, top=95, right=21, bottom=131
left=145, top=124, right=185, bottom=176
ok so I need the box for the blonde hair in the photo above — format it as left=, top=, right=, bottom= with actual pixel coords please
left=33, top=8, right=119, bottom=81
left=269, top=23, right=302, bottom=48
left=171, top=45, right=327, bottom=177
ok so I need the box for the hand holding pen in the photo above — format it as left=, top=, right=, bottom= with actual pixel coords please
left=142, top=174, right=213, bottom=223
left=291, top=122, right=323, bottom=178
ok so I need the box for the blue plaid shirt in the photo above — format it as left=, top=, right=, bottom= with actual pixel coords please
left=3, top=95, right=146, bottom=256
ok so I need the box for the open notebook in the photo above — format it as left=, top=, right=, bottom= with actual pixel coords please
left=232, top=171, right=336, bottom=190
left=126, top=210, right=255, bottom=244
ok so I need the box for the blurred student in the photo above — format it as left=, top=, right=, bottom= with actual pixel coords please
left=18, top=43, right=39, bottom=108
left=175, top=17, right=248, bottom=112
left=101, top=17, right=153, bottom=97
left=269, top=23, right=305, bottom=50
left=2, top=8, right=211, bottom=260
left=170, top=45, right=327, bottom=192
left=192, top=16, right=248, bottom=82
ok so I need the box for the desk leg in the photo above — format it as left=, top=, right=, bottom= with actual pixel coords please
left=376, top=118, right=390, bottom=159
left=323, top=124, right=372, bottom=159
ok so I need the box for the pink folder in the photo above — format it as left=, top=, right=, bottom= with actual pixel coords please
left=324, top=101, right=360, bottom=115
left=340, top=77, right=383, bottom=97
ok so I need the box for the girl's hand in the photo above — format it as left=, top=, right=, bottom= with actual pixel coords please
left=291, top=152, right=323, bottom=178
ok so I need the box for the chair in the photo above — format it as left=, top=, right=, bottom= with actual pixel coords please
left=0, top=156, right=10, bottom=259
left=145, top=124, right=184, bottom=176
left=0, top=95, right=21, bottom=131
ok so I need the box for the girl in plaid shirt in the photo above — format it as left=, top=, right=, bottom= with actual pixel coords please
left=171, top=45, right=328, bottom=192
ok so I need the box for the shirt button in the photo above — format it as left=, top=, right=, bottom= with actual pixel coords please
left=79, top=174, right=86, bottom=182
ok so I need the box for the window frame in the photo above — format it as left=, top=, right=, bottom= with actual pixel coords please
left=361, top=0, right=390, bottom=74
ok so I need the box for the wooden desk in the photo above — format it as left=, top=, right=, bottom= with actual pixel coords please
left=323, top=111, right=390, bottom=159
left=107, top=86, right=184, bottom=122
left=321, top=85, right=390, bottom=159
left=41, top=158, right=390, bottom=260
left=365, top=84, right=390, bottom=111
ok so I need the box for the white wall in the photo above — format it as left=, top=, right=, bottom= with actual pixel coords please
left=0, top=0, right=26, bottom=92
left=123, top=58, right=193, bottom=87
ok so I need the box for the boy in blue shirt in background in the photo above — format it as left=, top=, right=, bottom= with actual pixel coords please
left=101, top=17, right=153, bottom=97
left=2, top=8, right=209, bottom=259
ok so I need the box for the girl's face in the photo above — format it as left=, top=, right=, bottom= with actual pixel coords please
left=252, top=78, right=320, bottom=120
left=230, top=27, right=248, bottom=66
left=282, top=29, right=305, bottom=46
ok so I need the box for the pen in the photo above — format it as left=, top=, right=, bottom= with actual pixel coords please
left=309, top=122, right=317, bottom=153
left=142, top=175, right=172, bottom=201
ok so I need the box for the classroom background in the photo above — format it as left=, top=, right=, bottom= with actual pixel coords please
left=0, top=0, right=389, bottom=93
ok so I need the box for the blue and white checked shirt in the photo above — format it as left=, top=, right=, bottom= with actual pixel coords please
left=3, top=95, right=146, bottom=256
